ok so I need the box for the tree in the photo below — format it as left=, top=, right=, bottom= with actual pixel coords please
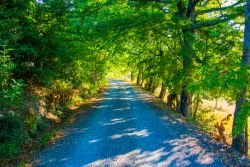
left=232, top=0, right=250, bottom=155
left=174, top=0, right=245, bottom=117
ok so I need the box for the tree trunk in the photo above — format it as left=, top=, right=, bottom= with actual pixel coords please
left=193, top=95, right=200, bottom=120
left=131, top=71, right=135, bottom=82
left=215, top=98, right=218, bottom=109
left=159, top=82, right=167, bottom=100
left=232, top=88, right=248, bottom=154
left=136, top=69, right=142, bottom=85
left=140, top=68, right=144, bottom=86
left=180, top=87, right=192, bottom=117
left=232, top=1, right=250, bottom=155
left=167, top=93, right=177, bottom=110
left=147, top=77, right=153, bottom=90
left=151, top=83, right=158, bottom=94
left=179, top=29, right=194, bottom=117
left=176, top=95, right=181, bottom=112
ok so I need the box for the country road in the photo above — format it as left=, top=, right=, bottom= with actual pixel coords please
left=34, top=80, right=242, bottom=167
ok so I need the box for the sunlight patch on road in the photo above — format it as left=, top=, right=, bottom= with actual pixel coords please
left=84, top=137, right=214, bottom=167
left=109, top=130, right=150, bottom=139
left=124, top=128, right=136, bottom=132
left=101, top=97, right=112, bottom=100
left=113, top=107, right=130, bottom=111
left=163, top=137, right=214, bottom=165
left=93, top=105, right=110, bottom=109
left=114, top=97, right=135, bottom=100
left=88, top=139, right=102, bottom=143
left=59, top=157, right=70, bottom=162
left=83, top=148, right=172, bottom=167
left=111, top=118, right=124, bottom=121
left=122, top=90, right=131, bottom=94
left=136, top=147, right=168, bottom=164
left=102, top=118, right=136, bottom=126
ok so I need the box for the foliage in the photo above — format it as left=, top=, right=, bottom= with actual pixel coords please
left=0, top=0, right=109, bottom=159
left=189, top=108, right=216, bottom=133
left=39, top=132, right=55, bottom=148
left=0, top=0, right=249, bottom=159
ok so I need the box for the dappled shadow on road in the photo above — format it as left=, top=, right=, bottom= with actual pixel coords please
left=35, top=80, right=226, bottom=167
left=83, top=137, right=215, bottom=167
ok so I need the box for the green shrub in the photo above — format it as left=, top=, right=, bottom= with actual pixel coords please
left=192, top=108, right=216, bottom=132
left=46, top=79, right=73, bottom=111
left=0, top=46, right=24, bottom=111
left=39, top=132, right=54, bottom=147
left=0, top=46, right=26, bottom=157
left=26, top=115, right=45, bottom=137
left=0, top=80, right=24, bottom=110
left=0, top=112, right=26, bottom=143
left=0, top=143, right=21, bottom=157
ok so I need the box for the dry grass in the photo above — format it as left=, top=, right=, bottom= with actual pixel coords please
left=200, top=99, right=250, bottom=157
left=207, top=107, right=250, bottom=158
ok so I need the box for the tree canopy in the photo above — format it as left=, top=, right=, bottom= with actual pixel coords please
left=0, top=0, right=249, bottom=160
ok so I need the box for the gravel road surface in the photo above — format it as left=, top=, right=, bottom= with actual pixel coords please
left=34, top=80, right=244, bottom=167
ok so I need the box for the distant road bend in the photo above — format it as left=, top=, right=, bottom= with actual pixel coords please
left=34, top=80, right=242, bottom=167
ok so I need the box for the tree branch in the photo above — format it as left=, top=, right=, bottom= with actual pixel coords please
left=193, top=0, right=201, bottom=7
left=191, top=13, right=242, bottom=29
left=130, top=0, right=170, bottom=4
left=195, top=0, right=244, bottom=16
left=153, top=28, right=172, bottom=39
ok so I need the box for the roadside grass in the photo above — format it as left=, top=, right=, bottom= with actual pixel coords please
left=0, top=86, right=108, bottom=167
left=0, top=125, right=62, bottom=167
left=211, top=112, right=250, bottom=158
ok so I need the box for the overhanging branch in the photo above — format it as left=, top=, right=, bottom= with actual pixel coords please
left=195, top=0, right=244, bottom=16
left=191, top=13, right=242, bottom=29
